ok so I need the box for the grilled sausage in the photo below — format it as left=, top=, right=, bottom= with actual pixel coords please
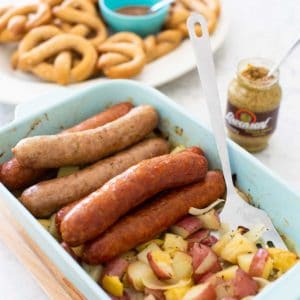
left=61, top=150, right=208, bottom=246
left=0, top=102, right=133, bottom=190
left=20, top=138, right=169, bottom=218
left=55, top=147, right=204, bottom=234
left=62, top=102, right=133, bottom=133
left=82, top=171, right=225, bottom=264
left=13, top=105, right=158, bottom=168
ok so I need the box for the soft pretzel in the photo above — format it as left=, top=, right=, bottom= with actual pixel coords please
left=15, top=27, right=97, bottom=84
left=165, top=0, right=220, bottom=37
left=52, top=0, right=107, bottom=46
left=97, top=32, right=146, bottom=79
left=144, top=30, right=183, bottom=63
left=0, top=3, right=51, bottom=43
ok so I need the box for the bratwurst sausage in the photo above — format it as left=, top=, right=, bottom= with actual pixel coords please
left=0, top=102, right=133, bottom=190
left=82, top=171, right=225, bottom=264
left=55, top=147, right=205, bottom=235
left=61, top=150, right=208, bottom=246
left=13, top=105, right=158, bottom=169
left=20, top=138, right=169, bottom=218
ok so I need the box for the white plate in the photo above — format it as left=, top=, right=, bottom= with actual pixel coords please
left=0, top=2, right=229, bottom=104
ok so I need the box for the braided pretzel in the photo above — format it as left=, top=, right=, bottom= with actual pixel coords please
left=144, top=30, right=183, bottom=63
left=52, top=0, right=107, bottom=47
left=15, top=26, right=97, bottom=84
left=0, top=3, right=51, bottom=43
left=165, top=0, right=220, bottom=37
left=97, top=32, right=146, bottom=79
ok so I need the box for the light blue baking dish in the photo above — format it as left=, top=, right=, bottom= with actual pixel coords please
left=0, top=80, right=299, bottom=300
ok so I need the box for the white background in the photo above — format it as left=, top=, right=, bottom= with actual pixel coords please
left=0, top=0, right=299, bottom=298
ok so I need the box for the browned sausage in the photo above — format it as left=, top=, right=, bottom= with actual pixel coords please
left=55, top=147, right=204, bottom=235
left=82, top=171, right=225, bottom=264
left=0, top=102, right=133, bottom=190
left=56, top=200, right=80, bottom=236
left=13, top=105, right=158, bottom=169
left=62, top=102, right=133, bottom=133
left=20, top=138, right=169, bottom=218
left=61, top=150, right=208, bottom=246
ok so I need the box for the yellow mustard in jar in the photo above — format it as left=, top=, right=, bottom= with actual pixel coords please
left=226, top=58, right=282, bottom=152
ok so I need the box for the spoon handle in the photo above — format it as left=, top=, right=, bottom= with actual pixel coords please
left=268, top=35, right=300, bottom=77
left=187, top=13, right=235, bottom=195
left=150, top=0, right=175, bottom=13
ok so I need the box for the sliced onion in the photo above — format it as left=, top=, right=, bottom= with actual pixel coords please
left=189, top=199, right=225, bottom=216
left=244, top=224, right=266, bottom=243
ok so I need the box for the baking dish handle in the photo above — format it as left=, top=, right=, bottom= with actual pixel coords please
left=14, top=90, right=72, bottom=120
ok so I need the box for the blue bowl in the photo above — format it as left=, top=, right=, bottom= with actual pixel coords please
left=99, top=0, right=170, bottom=37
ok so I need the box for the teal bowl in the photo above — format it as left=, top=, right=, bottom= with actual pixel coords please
left=99, top=0, right=170, bottom=37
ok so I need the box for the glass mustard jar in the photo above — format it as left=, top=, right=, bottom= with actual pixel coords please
left=226, top=58, right=282, bottom=152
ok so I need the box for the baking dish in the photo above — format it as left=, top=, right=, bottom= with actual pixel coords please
left=0, top=80, right=299, bottom=300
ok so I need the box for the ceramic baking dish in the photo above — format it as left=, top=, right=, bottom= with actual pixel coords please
left=0, top=80, right=299, bottom=300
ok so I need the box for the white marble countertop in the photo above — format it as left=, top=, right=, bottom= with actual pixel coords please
left=0, top=0, right=299, bottom=299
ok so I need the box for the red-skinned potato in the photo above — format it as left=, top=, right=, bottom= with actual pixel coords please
left=170, top=216, right=203, bottom=238
left=197, top=209, right=221, bottom=230
left=145, top=288, right=165, bottom=300
left=249, top=249, right=272, bottom=279
left=232, top=269, right=258, bottom=298
left=190, top=244, right=221, bottom=276
left=102, top=257, right=129, bottom=279
left=188, top=230, right=210, bottom=249
left=215, top=280, right=235, bottom=299
left=183, top=282, right=216, bottom=300
left=147, top=250, right=174, bottom=280
left=201, top=235, right=219, bottom=247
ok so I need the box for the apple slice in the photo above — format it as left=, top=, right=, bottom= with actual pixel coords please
left=267, top=248, right=298, bottom=274
left=102, top=274, right=124, bottom=297
left=190, top=244, right=221, bottom=275
left=137, top=242, right=161, bottom=265
left=237, top=253, right=254, bottom=273
left=172, top=251, right=193, bottom=280
left=197, top=209, right=221, bottom=230
left=163, top=233, right=188, bottom=253
left=164, top=286, right=191, bottom=300
left=232, top=268, right=258, bottom=298
left=220, top=233, right=257, bottom=264
left=249, top=249, right=273, bottom=279
left=183, top=282, right=216, bottom=300
left=215, top=266, right=239, bottom=281
left=147, top=250, right=174, bottom=280
left=127, top=261, right=155, bottom=291
left=170, top=216, right=203, bottom=238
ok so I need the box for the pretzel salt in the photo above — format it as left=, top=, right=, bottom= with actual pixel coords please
left=0, top=3, right=51, bottom=43
left=16, top=26, right=97, bottom=84
left=144, top=30, right=183, bottom=63
left=98, top=32, right=146, bottom=78
left=52, top=0, right=107, bottom=46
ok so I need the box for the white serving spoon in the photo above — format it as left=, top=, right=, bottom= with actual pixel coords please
left=187, top=13, right=287, bottom=249
left=149, top=0, right=175, bottom=14
left=268, top=34, right=300, bottom=77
